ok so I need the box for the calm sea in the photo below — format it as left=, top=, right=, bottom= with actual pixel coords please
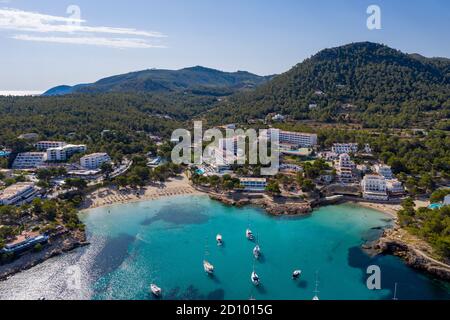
left=0, top=196, right=449, bottom=300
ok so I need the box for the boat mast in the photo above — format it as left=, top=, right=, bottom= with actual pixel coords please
left=393, top=283, right=398, bottom=301
left=313, top=271, right=320, bottom=299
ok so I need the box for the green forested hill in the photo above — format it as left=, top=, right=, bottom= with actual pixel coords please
left=207, top=42, right=450, bottom=128
left=44, top=66, right=272, bottom=97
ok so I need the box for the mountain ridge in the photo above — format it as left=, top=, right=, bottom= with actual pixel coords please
left=206, top=42, right=450, bottom=128
left=43, top=66, right=273, bottom=96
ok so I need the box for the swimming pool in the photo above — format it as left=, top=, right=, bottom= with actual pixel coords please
left=428, top=203, right=443, bottom=210
left=195, top=168, right=206, bottom=175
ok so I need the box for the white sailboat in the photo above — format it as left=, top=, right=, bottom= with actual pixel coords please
left=203, top=260, right=214, bottom=274
left=253, top=245, right=261, bottom=259
left=246, top=229, right=254, bottom=241
left=292, top=270, right=302, bottom=280
left=150, top=284, right=162, bottom=297
left=216, top=234, right=223, bottom=246
left=251, top=271, right=260, bottom=286
left=203, top=237, right=214, bottom=275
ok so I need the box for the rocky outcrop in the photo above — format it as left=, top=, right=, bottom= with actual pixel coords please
left=0, top=232, right=89, bottom=282
left=373, top=229, right=450, bottom=281
left=209, top=194, right=312, bottom=216
left=263, top=202, right=312, bottom=216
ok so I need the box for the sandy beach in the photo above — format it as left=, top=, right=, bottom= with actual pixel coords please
left=80, top=175, right=203, bottom=211
left=349, top=201, right=400, bottom=219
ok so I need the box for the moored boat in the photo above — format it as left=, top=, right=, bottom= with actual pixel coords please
left=251, top=271, right=260, bottom=286
left=246, top=229, right=254, bottom=241
left=292, top=270, right=302, bottom=280
left=150, top=284, right=162, bottom=297
left=253, top=245, right=261, bottom=259
left=203, top=260, right=214, bottom=274
left=216, top=234, right=223, bottom=246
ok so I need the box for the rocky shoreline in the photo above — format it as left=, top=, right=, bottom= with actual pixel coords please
left=0, top=231, right=89, bottom=282
left=371, top=227, right=450, bottom=281
left=208, top=193, right=312, bottom=216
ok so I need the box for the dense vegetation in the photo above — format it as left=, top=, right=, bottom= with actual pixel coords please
left=0, top=199, right=84, bottom=252
left=398, top=198, right=450, bottom=259
left=207, top=42, right=450, bottom=128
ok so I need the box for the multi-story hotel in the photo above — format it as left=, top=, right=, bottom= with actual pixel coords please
left=35, top=141, right=66, bottom=151
left=12, top=152, right=47, bottom=169
left=374, top=164, right=394, bottom=180
left=361, top=175, right=389, bottom=201
left=332, top=143, right=359, bottom=155
left=80, top=153, right=111, bottom=169
left=386, top=179, right=405, bottom=195
left=239, top=177, right=267, bottom=192
left=0, top=182, right=39, bottom=206
left=267, top=129, right=318, bottom=148
left=336, top=153, right=356, bottom=183
left=46, top=144, right=87, bottom=162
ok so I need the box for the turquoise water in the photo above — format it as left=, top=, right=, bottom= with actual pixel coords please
left=0, top=195, right=449, bottom=300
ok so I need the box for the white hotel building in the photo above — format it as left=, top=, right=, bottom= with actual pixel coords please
left=80, top=153, right=111, bottom=169
left=12, top=152, right=47, bottom=169
left=35, top=141, right=66, bottom=151
left=374, top=164, right=394, bottom=180
left=0, top=182, right=39, bottom=206
left=336, top=153, right=356, bottom=183
left=46, top=144, right=87, bottom=162
left=332, top=143, right=359, bottom=155
left=267, top=129, right=318, bottom=148
left=239, top=178, right=267, bottom=192
left=361, top=175, right=389, bottom=201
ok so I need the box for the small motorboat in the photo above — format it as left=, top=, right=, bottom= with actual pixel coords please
left=246, top=229, right=254, bottom=241
left=292, top=270, right=302, bottom=280
left=312, top=295, right=319, bottom=301
left=253, top=245, right=261, bottom=259
left=150, top=284, right=162, bottom=297
left=216, top=234, right=223, bottom=246
left=203, top=260, right=214, bottom=274
left=251, top=271, right=260, bottom=286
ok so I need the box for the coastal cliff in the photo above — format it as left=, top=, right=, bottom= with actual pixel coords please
left=373, top=228, right=450, bottom=281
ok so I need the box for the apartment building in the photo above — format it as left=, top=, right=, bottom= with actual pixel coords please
left=35, top=141, right=66, bottom=151
left=239, top=178, right=267, bottom=192
left=361, top=175, right=389, bottom=201
left=267, top=129, right=318, bottom=148
left=80, top=153, right=111, bottom=169
left=0, top=182, right=39, bottom=205
left=46, top=144, right=87, bottom=162
left=12, top=152, right=47, bottom=169
left=332, top=143, right=359, bottom=155
left=386, top=179, right=405, bottom=195
left=336, top=153, right=356, bottom=183
left=374, top=164, right=394, bottom=180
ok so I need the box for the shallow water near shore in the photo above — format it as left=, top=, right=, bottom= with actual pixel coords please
left=0, top=195, right=449, bottom=300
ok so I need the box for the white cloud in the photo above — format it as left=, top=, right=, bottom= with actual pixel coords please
left=0, top=7, right=167, bottom=49
left=0, top=8, right=165, bottom=37
left=12, top=34, right=166, bottom=49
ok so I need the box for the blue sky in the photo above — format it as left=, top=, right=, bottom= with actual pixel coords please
left=1, top=0, right=449, bottom=91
